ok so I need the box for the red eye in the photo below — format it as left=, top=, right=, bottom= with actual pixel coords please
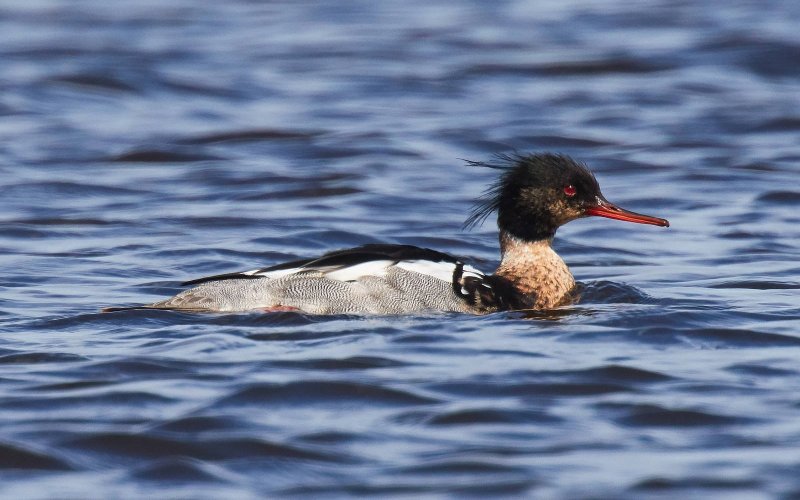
left=564, top=185, right=576, bottom=197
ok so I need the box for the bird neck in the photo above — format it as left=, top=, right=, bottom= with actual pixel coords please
left=494, top=231, right=575, bottom=309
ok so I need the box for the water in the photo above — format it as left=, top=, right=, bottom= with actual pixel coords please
left=2, top=0, right=800, bottom=497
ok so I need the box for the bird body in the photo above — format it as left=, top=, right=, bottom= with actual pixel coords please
left=106, top=153, right=668, bottom=315
left=148, top=245, right=491, bottom=314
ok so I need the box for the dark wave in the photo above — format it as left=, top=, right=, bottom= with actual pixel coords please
left=271, top=355, right=409, bottom=370
left=63, top=432, right=345, bottom=463
left=599, top=403, right=753, bottom=427
left=412, top=407, right=563, bottom=426
left=46, top=73, right=139, bottom=93
left=180, top=129, right=322, bottom=145
left=215, top=381, right=439, bottom=407
left=130, top=457, right=230, bottom=483
left=0, top=442, right=73, bottom=471
left=459, top=58, right=673, bottom=78
left=107, top=149, right=222, bottom=163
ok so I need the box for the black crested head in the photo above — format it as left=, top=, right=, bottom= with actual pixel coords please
left=464, top=153, right=602, bottom=241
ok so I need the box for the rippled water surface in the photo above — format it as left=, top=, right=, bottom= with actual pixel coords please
left=2, top=0, right=800, bottom=498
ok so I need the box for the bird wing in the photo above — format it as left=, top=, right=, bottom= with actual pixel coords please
left=181, top=243, right=487, bottom=287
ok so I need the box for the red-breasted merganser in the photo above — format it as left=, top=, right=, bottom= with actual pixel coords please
left=107, top=153, right=668, bottom=315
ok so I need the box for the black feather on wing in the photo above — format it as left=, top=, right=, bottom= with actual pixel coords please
left=182, top=272, right=264, bottom=286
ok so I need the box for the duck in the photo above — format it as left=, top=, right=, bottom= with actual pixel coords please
left=106, top=153, right=668, bottom=315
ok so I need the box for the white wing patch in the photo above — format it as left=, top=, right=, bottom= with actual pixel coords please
left=240, top=258, right=486, bottom=284
left=244, top=260, right=393, bottom=281
left=461, top=264, right=485, bottom=280
left=396, top=260, right=457, bottom=282
left=396, top=260, right=486, bottom=283
left=243, top=267, right=305, bottom=279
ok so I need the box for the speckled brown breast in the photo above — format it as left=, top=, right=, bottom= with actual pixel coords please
left=494, top=232, right=576, bottom=309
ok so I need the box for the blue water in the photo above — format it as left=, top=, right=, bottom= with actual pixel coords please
left=2, top=0, right=800, bottom=498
